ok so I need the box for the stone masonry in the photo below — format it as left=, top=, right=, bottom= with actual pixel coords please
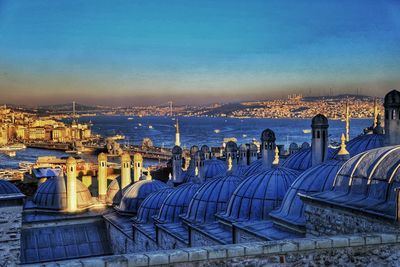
left=0, top=204, right=23, bottom=267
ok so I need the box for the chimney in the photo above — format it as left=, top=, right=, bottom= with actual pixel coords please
left=66, top=157, right=77, bottom=212
left=175, top=119, right=181, bottom=147
left=311, top=114, right=329, bottom=166
left=248, top=143, right=258, bottom=164
left=261, top=129, right=276, bottom=169
left=133, top=153, right=143, bottom=182
left=97, top=153, right=107, bottom=201
left=121, top=152, right=131, bottom=189
left=384, top=90, right=400, bottom=146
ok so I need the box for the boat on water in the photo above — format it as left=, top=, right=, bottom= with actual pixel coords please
left=0, top=143, right=26, bottom=151
left=149, top=125, right=153, bottom=129
left=138, top=123, right=142, bottom=127
left=302, top=129, right=311, bottom=134
left=214, top=129, right=220, bottom=133
left=242, top=134, right=247, bottom=138
left=127, top=117, right=134, bottom=120
left=108, top=134, right=125, bottom=140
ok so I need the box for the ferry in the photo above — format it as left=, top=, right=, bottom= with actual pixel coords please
left=149, top=125, right=153, bottom=129
left=0, top=143, right=26, bottom=151
left=214, top=129, right=220, bottom=133
left=302, top=129, right=311, bottom=134
left=108, top=134, right=125, bottom=141
left=127, top=117, right=134, bottom=120
left=138, top=123, right=142, bottom=127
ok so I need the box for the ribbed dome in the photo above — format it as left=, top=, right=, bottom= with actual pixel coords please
left=106, top=176, right=123, bottom=205
left=183, top=174, right=242, bottom=224
left=334, top=133, right=385, bottom=159
left=221, top=167, right=299, bottom=221
left=202, top=158, right=227, bottom=180
left=242, top=158, right=263, bottom=177
left=115, top=179, right=169, bottom=215
left=0, top=180, right=22, bottom=196
left=384, top=90, right=400, bottom=107
left=312, top=146, right=400, bottom=218
left=155, top=183, right=201, bottom=224
left=33, top=176, right=92, bottom=210
left=281, top=147, right=336, bottom=172
left=235, top=165, right=249, bottom=177
left=133, top=188, right=174, bottom=224
left=270, top=160, right=345, bottom=227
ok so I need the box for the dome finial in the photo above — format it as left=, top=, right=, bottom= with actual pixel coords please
left=195, top=166, right=199, bottom=177
left=227, top=157, right=233, bottom=171
left=337, top=133, right=350, bottom=160
left=273, top=146, right=280, bottom=165
left=146, top=167, right=152, bottom=180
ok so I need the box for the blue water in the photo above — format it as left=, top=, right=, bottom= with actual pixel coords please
left=0, top=116, right=373, bottom=169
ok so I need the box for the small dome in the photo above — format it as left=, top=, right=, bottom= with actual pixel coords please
left=249, top=143, right=258, bottom=151
left=311, top=114, right=328, bottom=127
left=106, top=176, right=123, bottom=205
left=202, top=158, right=227, bottom=180
left=133, top=188, right=175, bottom=224
left=133, top=153, right=143, bottom=161
left=225, top=141, right=238, bottom=152
left=0, top=180, right=23, bottom=197
left=301, top=142, right=310, bottom=149
left=261, top=129, right=276, bottom=142
left=33, top=176, right=92, bottom=210
left=183, top=174, right=242, bottom=224
left=190, top=145, right=199, bottom=155
left=333, top=133, right=384, bottom=159
left=289, top=143, right=299, bottom=150
left=172, top=146, right=183, bottom=155
left=222, top=167, right=299, bottom=221
left=281, top=147, right=336, bottom=172
left=201, top=145, right=210, bottom=154
left=384, top=90, right=400, bottom=108
left=98, top=152, right=107, bottom=161
left=311, top=146, right=400, bottom=218
left=115, top=179, right=169, bottom=215
left=269, top=160, right=344, bottom=227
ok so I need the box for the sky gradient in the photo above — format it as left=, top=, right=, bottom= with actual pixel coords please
left=0, top=0, right=400, bottom=106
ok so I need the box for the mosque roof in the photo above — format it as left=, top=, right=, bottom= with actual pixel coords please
left=333, top=133, right=385, bottom=159
left=0, top=179, right=23, bottom=199
left=281, top=147, right=336, bottom=172
left=202, top=158, right=227, bottom=180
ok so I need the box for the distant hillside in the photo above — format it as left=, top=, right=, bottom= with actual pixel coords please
left=37, top=103, right=100, bottom=113
left=302, top=94, right=378, bottom=102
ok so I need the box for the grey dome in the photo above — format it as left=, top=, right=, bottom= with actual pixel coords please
left=281, top=147, right=336, bottom=172
left=301, top=142, right=310, bottom=149
left=106, top=176, right=126, bottom=205
left=201, top=145, right=210, bottom=154
left=243, top=159, right=264, bottom=177
left=333, top=133, right=384, bottom=159
left=133, top=187, right=174, bottom=224
left=221, top=167, right=299, bottom=222
left=289, top=143, right=299, bottom=150
left=261, top=129, right=276, bottom=142
left=270, top=160, right=344, bottom=227
left=225, top=141, right=238, bottom=152
left=312, top=146, right=400, bottom=219
left=190, top=145, right=199, bottom=155
left=172, top=146, right=183, bottom=155
left=183, top=174, right=242, bottom=224
left=33, top=176, right=92, bottom=210
left=115, top=179, right=169, bottom=215
left=311, top=114, right=328, bottom=127
left=384, top=90, right=400, bottom=107
left=202, top=158, right=227, bottom=180
left=155, top=183, right=201, bottom=224
left=0, top=179, right=22, bottom=195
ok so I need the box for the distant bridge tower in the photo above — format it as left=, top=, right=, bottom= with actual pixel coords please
left=175, top=119, right=181, bottom=147
left=345, top=101, right=350, bottom=142
left=168, top=101, right=173, bottom=117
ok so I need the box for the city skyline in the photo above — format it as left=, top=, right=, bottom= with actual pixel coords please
left=1, top=0, right=400, bottom=105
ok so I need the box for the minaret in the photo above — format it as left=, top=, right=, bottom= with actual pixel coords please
left=373, top=98, right=379, bottom=128
left=311, top=114, right=329, bottom=166
left=172, top=146, right=183, bottom=184
left=238, top=144, right=248, bottom=165
left=273, top=146, right=280, bottom=165
left=66, top=157, right=77, bottom=212
left=121, top=152, right=131, bottom=189
left=260, top=129, right=276, bottom=169
left=133, top=153, right=143, bottom=182
left=249, top=143, right=258, bottom=164
left=345, top=101, right=350, bottom=142
left=337, top=133, right=350, bottom=161
left=97, top=153, right=107, bottom=201
left=175, top=119, right=181, bottom=147
left=384, top=90, right=400, bottom=146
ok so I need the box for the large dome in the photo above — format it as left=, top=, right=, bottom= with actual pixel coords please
left=182, top=174, right=242, bottom=224
left=33, top=176, right=92, bottom=210
left=202, top=158, right=227, bottom=180
left=281, top=147, right=336, bottom=172
left=221, top=167, right=299, bottom=222
left=155, top=183, right=201, bottom=224
left=133, top=188, right=175, bottom=224
left=106, top=176, right=123, bottom=205
left=333, top=133, right=385, bottom=159
left=269, top=159, right=345, bottom=228
left=115, top=179, right=169, bottom=215
left=311, top=146, right=400, bottom=219
left=0, top=179, right=22, bottom=195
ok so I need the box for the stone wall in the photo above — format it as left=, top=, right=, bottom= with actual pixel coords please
left=233, top=226, right=265, bottom=243
left=133, top=230, right=158, bottom=253
left=190, top=228, right=221, bottom=247
left=105, top=220, right=134, bottom=254
left=157, top=228, right=188, bottom=250
left=24, top=233, right=400, bottom=267
left=0, top=204, right=23, bottom=267
left=304, top=200, right=400, bottom=237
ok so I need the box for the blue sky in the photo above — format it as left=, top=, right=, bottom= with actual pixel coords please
left=0, top=0, right=399, bottom=105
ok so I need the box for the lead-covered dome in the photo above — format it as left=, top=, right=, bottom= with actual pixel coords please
left=183, top=174, right=242, bottom=224
left=281, top=147, right=336, bottom=172
left=33, top=176, right=92, bottom=210
left=155, top=183, right=201, bottom=224
left=270, top=159, right=345, bottom=228
left=106, top=176, right=124, bottom=205
left=0, top=179, right=24, bottom=200
left=133, top=187, right=175, bottom=224
left=221, top=167, right=299, bottom=222
left=310, top=146, right=400, bottom=219
left=333, top=133, right=384, bottom=159
left=202, top=158, right=227, bottom=180
left=115, top=179, right=169, bottom=215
